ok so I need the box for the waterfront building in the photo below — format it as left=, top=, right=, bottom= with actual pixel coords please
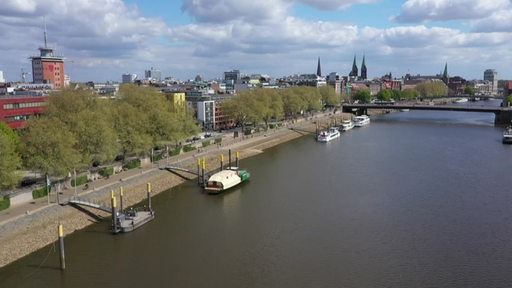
left=483, top=69, right=498, bottom=95
left=197, top=100, right=215, bottom=131
left=29, top=25, right=65, bottom=89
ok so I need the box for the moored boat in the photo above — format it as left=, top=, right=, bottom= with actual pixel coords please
left=353, top=115, right=370, bottom=127
left=317, top=127, right=341, bottom=142
left=204, top=167, right=250, bottom=194
left=340, top=120, right=354, bottom=131
left=503, top=126, right=512, bottom=144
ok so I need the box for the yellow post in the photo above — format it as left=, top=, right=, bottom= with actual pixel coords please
left=58, top=223, right=65, bottom=270
left=147, top=182, right=152, bottom=210
left=111, top=195, right=118, bottom=233
left=119, top=186, right=124, bottom=212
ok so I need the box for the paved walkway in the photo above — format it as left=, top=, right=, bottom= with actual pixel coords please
left=0, top=112, right=333, bottom=228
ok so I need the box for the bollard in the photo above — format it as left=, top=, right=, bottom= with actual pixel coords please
left=120, top=187, right=124, bottom=212
left=201, top=157, right=206, bottom=187
left=228, top=149, right=232, bottom=168
left=111, top=196, right=117, bottom=233
left=236, top=151, right=240, bottom=168
left=147, top=182, right=152, bottom=210
left=197, top=158, right=201, bottom=185
left=58, top=223, right=65, bottom=270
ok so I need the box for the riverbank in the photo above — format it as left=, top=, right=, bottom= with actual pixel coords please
left=0, top=112, right=343, bottom=268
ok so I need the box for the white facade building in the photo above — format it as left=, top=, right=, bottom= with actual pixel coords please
left=483, top=69, right=498, bottom=95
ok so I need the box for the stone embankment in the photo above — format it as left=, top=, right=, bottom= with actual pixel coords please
left=0, top=112, right=340, bottom=268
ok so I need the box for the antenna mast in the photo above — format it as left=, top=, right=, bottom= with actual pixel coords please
left=43, top=16, right=48, bottom=48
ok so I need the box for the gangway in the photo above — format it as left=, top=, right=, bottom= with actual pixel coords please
left=68, top=199, right=111, bottom=213
left=161, top=166, right=199, bottom=176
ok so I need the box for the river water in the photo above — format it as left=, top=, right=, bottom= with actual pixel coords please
left=2, top=100, right=512, bottom=287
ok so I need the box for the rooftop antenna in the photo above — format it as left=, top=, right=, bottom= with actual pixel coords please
left=43, top=16, right=48, bottom=48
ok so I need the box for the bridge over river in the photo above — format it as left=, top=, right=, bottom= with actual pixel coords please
left=342, top=103, right=512, bottom=125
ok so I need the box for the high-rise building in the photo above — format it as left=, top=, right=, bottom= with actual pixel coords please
left=30, top=22, right=65, bottom=89
left=0, top=71, right=5, bottom=83
left=224, top=70, right=240, bottom=92
left=483, top=69, right=498, bottom=95
left=122, top=73, right=138, bottom=83
left=145, top=67, right=161, bottom=82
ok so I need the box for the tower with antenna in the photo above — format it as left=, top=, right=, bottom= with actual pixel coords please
left=29, top=17, right=65, bottom=89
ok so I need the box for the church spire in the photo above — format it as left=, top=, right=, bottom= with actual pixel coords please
left=442, top=62, right=449, bottom=84
left=349, top=54, right=358, bottom=78
left=360, top=54, right=367, bottom=80
left=316, top=57, right=322, bottom=77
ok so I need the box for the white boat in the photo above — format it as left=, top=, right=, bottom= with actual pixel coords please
left=353, top=115, right=370, bottom=127
left=453, top=98, right=468, bottom=103
left=317, top=127, right=340, bottom=142
left=340, top=120, right=354, bottom=131
left=503, top=127, right=512, bottom=144
left=204, top=167, right=250, bottom=194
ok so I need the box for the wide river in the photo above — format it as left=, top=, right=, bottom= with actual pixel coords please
left=2, top=100, right=512, bottom=287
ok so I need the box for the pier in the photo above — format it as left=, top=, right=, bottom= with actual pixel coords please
left=67, top=184, right=155, bottom=234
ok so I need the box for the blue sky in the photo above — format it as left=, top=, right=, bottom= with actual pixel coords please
left=1, top=0, right=511, bottom=83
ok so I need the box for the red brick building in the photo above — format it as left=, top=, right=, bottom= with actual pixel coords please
left=0, top=84, right=49, bottom=130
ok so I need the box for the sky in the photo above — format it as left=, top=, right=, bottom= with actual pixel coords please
left=1, top=0, right=511, bottom=83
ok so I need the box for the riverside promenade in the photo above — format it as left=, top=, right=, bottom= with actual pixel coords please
left=0, top=112, right=338, bottom=267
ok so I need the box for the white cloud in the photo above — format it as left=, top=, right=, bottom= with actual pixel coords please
left=295, top=0, right=378, bottom=10
left=1, top=0, right=512, bottom=82
left=181, top=0, right=290, bottom=23
left=393, top=0, right=510, bottom=23
left=469, top=9, right=512, bottom=32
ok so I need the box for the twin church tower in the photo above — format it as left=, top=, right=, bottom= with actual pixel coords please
left=316, top=54, right=367, bottom=80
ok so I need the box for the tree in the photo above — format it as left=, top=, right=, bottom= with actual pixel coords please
left=401, top=89, right=419, bottom=100
left=116, top=84, right=200, bottom=155
left=221, top=94, right=252, bottom=132
left=353, top=89, right=372, bottom=103
left=44, top=89, right=119, bottom=167
left=318, top=85, right=340, bottom=107
left=377, top=89, right=393, bottom=101
left=0, top=124, right=21, bottom=190
left=280, top=88, right=304, bottom=119
left=113, top=101, right=153, bottom=158
left=464, top=86, right=476, bottom=95
left=295, top=86, right=322, bottom=112
left=21, top=117, right=81, bottom=178
left=415, top=81, right=448, bottom=98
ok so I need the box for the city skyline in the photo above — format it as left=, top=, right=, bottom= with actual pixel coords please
left=0, top=0, right=511, bottom=83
